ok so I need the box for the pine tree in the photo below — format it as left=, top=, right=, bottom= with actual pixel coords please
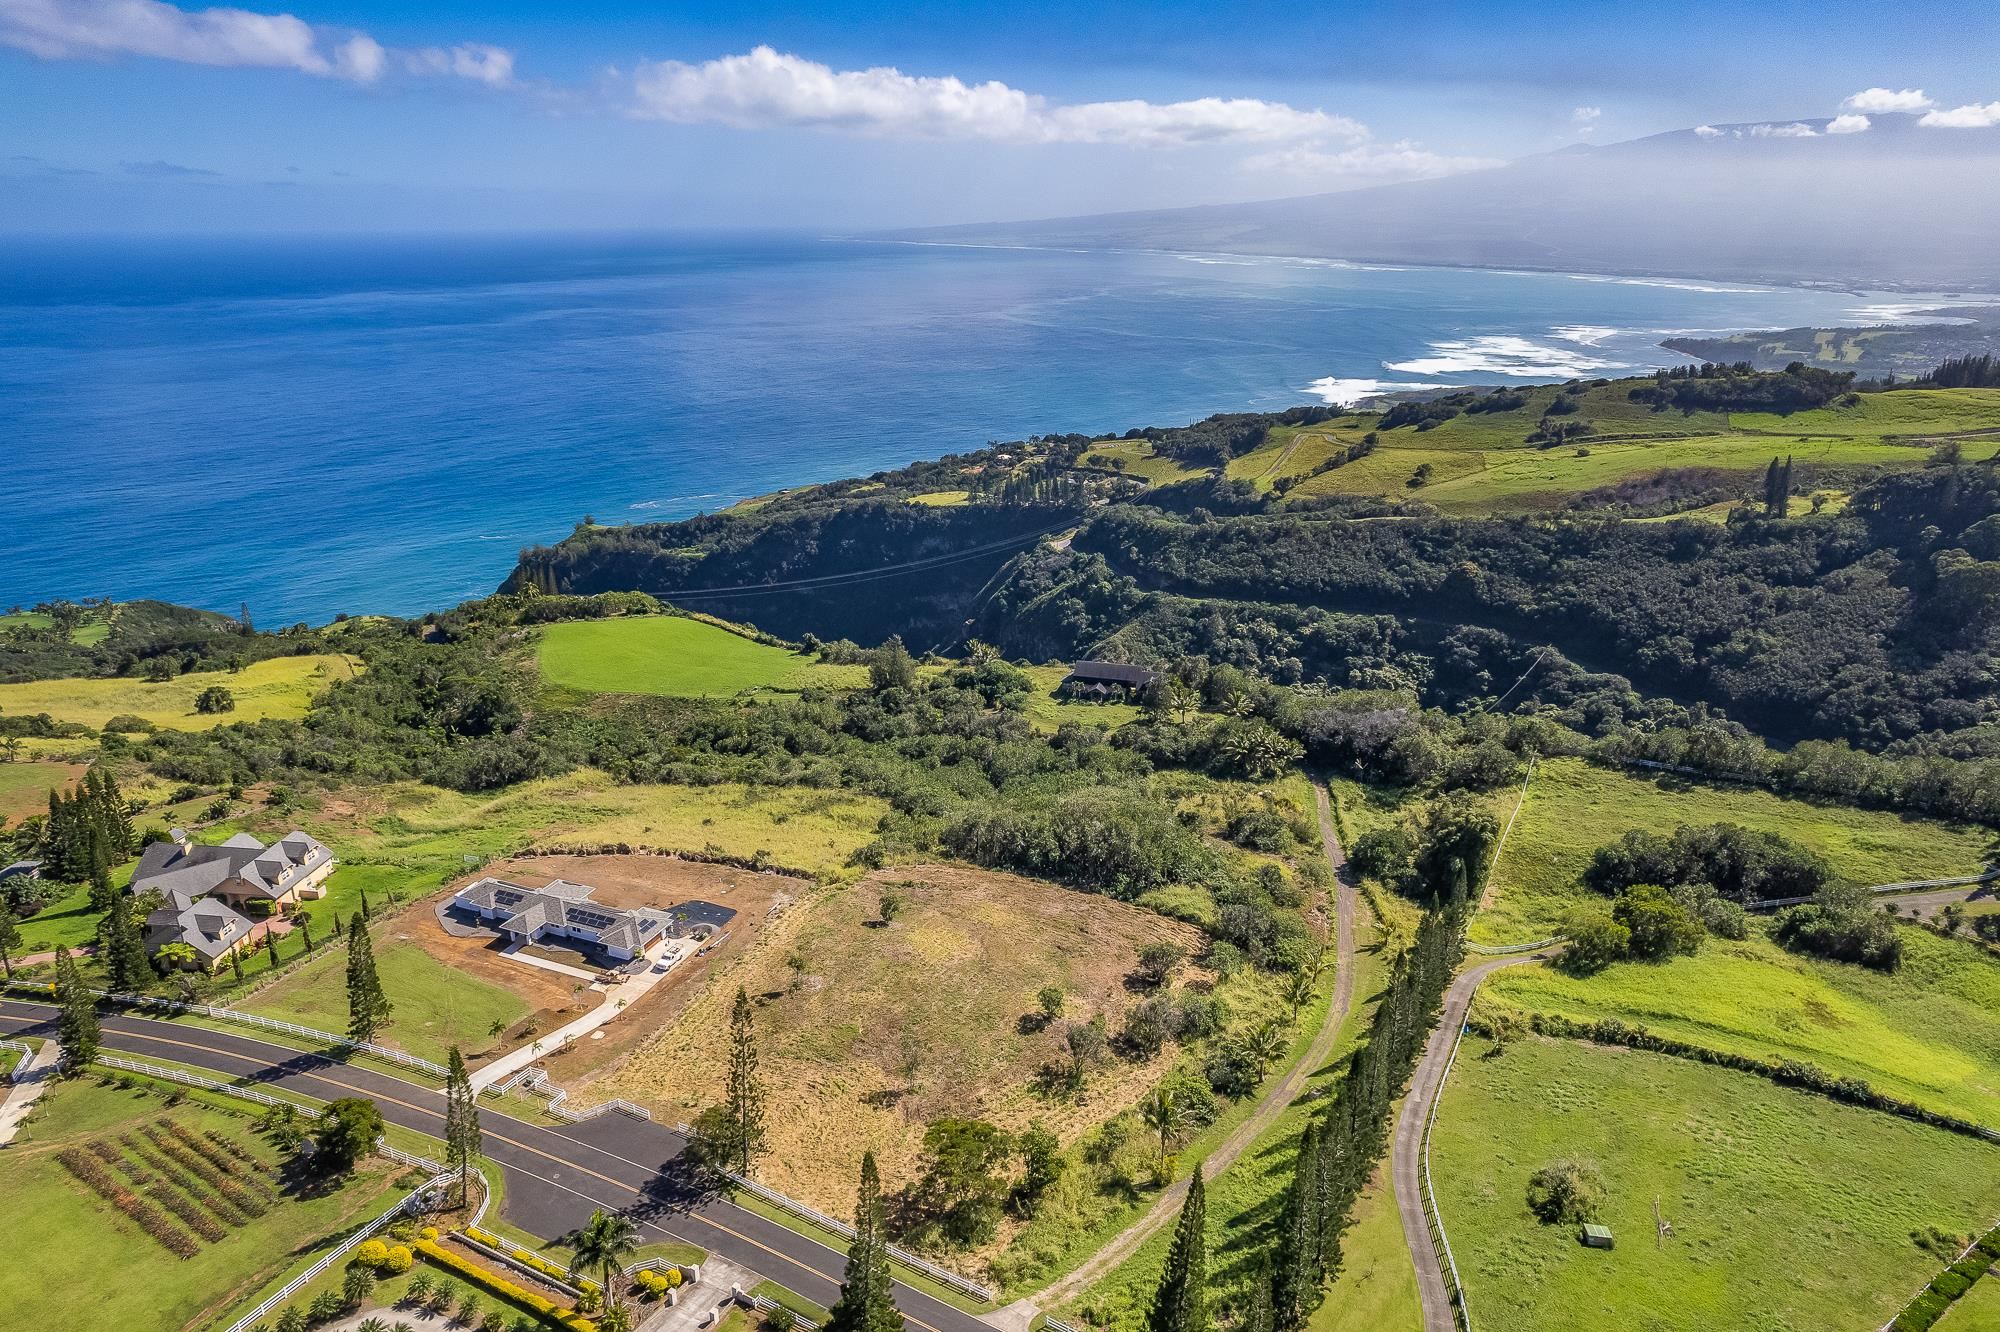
left=359, top=887, right=372, bottom=921
left=89, top=767, right=133, bottom=859
left=1762, top=456, right=1783, bottom=517
left=54, top=946, right=99, bottom=1074
left=725, top=987, right=766, bottom=1174
left=345, top=914, right=392, bottom=1042
left=1271, top=1122, right=1324, bottom=1329
left=444, top=1046, right=481, bottom=1205
left=230, top=947, right=245, bottom=985
left=266, top=929, right=281, bottom=970
left=0, top=908, right=20, bottom=980
left=1241, top=1257, right=1275, bottom=1332
left=1144, top=1171, right=1209, bottom=1332
left=298, top=914, right=315, bottom=953
left=823, top=1153, right=901, bottom=1332
left=101, top=897, right=150, bottom=994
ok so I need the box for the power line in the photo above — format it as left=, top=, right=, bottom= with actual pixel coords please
left=655, top=520, right=1074, bottom=600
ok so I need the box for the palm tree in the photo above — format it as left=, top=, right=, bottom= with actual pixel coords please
left=598, top=1307, right=634, bottom=1332
left=357, top=1320, right=389, bottom=1332
left=1140, top=1086, right=1191, bottom=1178
left=569, top=1209, right=639, bottom=1306
left=1242, top=1021, right=1288, bottom=1079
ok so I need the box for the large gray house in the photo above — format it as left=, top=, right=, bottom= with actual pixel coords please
left=452, top=876, right=668, bottom=962
left=130, top=827, right=336, bottom=969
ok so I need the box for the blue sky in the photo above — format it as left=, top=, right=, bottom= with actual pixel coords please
left=5, top=0, right=1999, bottom=230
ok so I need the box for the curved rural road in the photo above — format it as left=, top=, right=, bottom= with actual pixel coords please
left=1027, top=782, right=1360, bottom=1309
left=1392, top=949, right=1557, bottom=1332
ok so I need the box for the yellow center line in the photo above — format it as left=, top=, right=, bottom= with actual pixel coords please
left=68, top=1016, right=950, bottom=1332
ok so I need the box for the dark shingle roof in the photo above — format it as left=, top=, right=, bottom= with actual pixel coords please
left=1065, top=660, right=1156, bottom=686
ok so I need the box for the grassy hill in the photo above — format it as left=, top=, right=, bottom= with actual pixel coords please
left=1431, top=1034, right=2000, bottom=1331
left=1475, top=758, right=1993, bottom=945
left=537, top=615, right=867, bottom=697
left=0, top=653, right=358, bottom=732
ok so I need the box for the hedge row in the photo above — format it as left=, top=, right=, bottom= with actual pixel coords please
left=463, top=1225, right=601, bottom=1295
left=414, top=1238, right=598, bottom=1332
left=56, top=1147, right=200, bottom=1257
left=1520, top=1012, right=2000, bottom=1143
left=1893, top=1227, right=2000, bottom=1331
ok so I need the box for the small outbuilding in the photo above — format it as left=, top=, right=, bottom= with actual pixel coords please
left=1580, top=1223, right=1615, bottom=1249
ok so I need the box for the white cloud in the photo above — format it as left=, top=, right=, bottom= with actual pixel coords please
left=629, top=45, right=1361, bottom=147
left=407, top=41, right=513, bottom=87
left=1571, top=105, right=1601, bottom=134
left=1693, top=124, right=1723, bottom=138
left=0, top=0, right=510, bottom=86
left=1920, top=101, right=2000, bottom=128
left=1241, top=140, right=1501, bottom=185
left=1844, top=87, right=1934, bottom=113
left=1826, top=113, right=1870, bottom=134
left=1750, top=121, right=1818, bottom=138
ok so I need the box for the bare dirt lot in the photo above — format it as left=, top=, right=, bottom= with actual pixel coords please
left=406, top=853, right=808, bottom=1083
left=595, top=863, right=1200, bottom=1212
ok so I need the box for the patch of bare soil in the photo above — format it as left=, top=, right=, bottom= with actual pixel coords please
left=595, top=863, right=1200, bottom=1218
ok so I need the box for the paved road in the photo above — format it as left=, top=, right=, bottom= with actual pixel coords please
left=1389, top=951, right=1553, bottom=1332
left=0, top=999, right=987, bottom=1332
left=1027, top=781, right=1362, bottom=1309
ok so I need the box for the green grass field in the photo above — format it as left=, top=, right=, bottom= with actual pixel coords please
left=0, top=758, right=82, bottom=820
left=1474, top=758, right=1993, bottom=945
left=239, top=937, right=529, bottom=1064
left=0, top=654, right=358, bottom=732
left=1312, top=1172, right=1421, bottom=1332
left=1257, top=386, right=2000, bottom=516
left=0, top=609, right=110, bottom=644
left=1429, top=1034, right=2000, bottom=1332
left=1944, top=1274, right=2000, bottom=1330
left=1019, top=664, right=1144, bottom=732
left=537, top=616, right=868, bottom=697
left=908, top=490, right=971, bottom=507
left=1080, top=440, right=1211, bottom=486
left=1486, top=923, right=2000, bottom=1129
left=0, top=1077, right=401, bottom=1332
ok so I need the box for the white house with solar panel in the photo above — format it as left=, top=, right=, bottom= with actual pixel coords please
left=451, top=876, right=668, bottom=962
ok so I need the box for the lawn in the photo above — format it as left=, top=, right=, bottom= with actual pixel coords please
left=0, top=653, right=359, bottom=732
left=1019, top=664, right=1144, bottom=732
left=1312, top=1171, right=1420, bottom=1332
left=238, top=937, right=530, bottom=1065
left=1428, top=1034, right=2000, bottom=1332
left=1473, top=757, right=1993, bottom=945
left=0, top=758, right=83, bottom=820
left=0, top=1076, right=402, bottom=1332
left=1485, top=923, right=2000, bottom=1129
left=1945, top=1274, right=2000, bottom=1331
left=909, top=490, right=971, bottom=507
left=537, top=615, right=868, bottom=697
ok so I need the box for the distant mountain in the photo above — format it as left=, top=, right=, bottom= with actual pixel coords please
left=885, top=114, right=2000, bottom=290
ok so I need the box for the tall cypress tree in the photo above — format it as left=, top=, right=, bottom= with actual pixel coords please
left=725, top=987, right=766, bottom=1174
left=444, top=1046, right=481, bottom=1205
left=265, top=929, right=281, bottom=970
left=101, top=897, right=150, bottom=994
left=1241, top=1257, right=1275, bottom=1332
left=53, top=945, right=99, bottom=1075
left=0, top=908, right=20, bottom=981
left=824, top=1153, right=900, bottom=1332
left=345, top=914, right=392, bottom=1042
left=1271, top=1122, right=1324, bottom=1329
left=1145, top=1171, right=1209, bottom=1332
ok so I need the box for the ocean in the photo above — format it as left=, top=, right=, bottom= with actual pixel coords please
left=0, top=233, right=1927, bottom=623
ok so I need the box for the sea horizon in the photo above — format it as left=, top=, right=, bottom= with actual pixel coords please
left=1, top=231, right=1941, bottom=623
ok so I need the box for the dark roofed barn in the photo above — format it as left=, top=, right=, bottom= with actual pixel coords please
left=1060, top=660, right=1157, bottom=700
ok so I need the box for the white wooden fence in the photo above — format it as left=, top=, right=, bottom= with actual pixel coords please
left=491, top=1064, right=654, bottom=1122
left=221, top=1173, right=451, bottom=1332
left=102, top=988, right=450, bottom=1079
left=0, top=1038, right=31, bottom=1083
